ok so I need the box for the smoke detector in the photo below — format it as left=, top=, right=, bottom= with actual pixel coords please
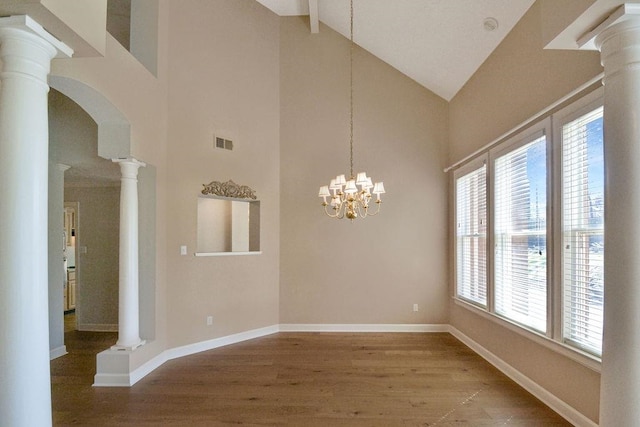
left=483, top=17, right=499, bottom=32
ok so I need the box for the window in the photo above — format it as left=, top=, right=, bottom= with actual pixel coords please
left=494, top=132, right=548, bottom=333
left=453, top=88, right=605, bottom=359
left=561, top=105, right=604, bottom=355
left=455, top=160, right=487, bottom=307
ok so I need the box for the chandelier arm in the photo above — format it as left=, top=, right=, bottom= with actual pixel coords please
left=322, top=204, right=339, bottom=218
left=367, top=201, right=382, bottom=216
left=357, top=203, right=367, bottom=219
left=328, top=199, right=350, bottom=219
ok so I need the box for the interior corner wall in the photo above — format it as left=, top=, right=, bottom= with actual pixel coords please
left=131, top=0, right=159, bottom=76
left=279, top=17, right=449, bottom=325
left=139, top=164, right=157, bottom=340
left=448, top=1, right=603, bottom=423
left=165, top=0, right=280, bottom=348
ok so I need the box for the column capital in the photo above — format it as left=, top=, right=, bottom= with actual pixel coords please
left=588, top=5, right=640, bottom=85
left=113, top=158, right=146, bottom=180
left=112, top=157, right=147, bottom=168
left=577, top=4, right=640, bottom=51
left=0, top=15, right=73, bottom=59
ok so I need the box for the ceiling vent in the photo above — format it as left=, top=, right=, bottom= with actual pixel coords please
left=215, top=136, right=233, bottom=151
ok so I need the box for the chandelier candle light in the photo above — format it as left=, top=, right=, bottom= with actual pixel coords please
left=318, top=0, right=385, bottom=220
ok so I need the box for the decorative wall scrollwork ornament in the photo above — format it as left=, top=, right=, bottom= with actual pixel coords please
left=201, top=180, right=257, bottom=200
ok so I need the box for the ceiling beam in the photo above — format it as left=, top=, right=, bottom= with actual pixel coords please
left=309, top=0, right=319, bottom=33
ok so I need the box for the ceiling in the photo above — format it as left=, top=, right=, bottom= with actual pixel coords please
left=57, top=0, right=537, bottom=186
left=256, top=0, right=536, bottom=101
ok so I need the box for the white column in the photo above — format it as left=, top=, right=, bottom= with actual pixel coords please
left=112, top=158, right=146, bottom=350
left=593, top=5, right=640, bottom=426
left=0, top=16, right=71, bottom=427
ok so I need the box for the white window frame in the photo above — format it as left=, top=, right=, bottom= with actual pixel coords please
left=454, top=155, right=488, bottom=308
left=489, top=118, right=552, bottom=335
left=552, top=87, right=604, bottom=356
left=452, top=88, right=604, bottom=369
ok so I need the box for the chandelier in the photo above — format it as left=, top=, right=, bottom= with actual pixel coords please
left=318, top=0, right=385, bottom=220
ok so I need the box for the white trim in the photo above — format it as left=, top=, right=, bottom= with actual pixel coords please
left=449, top=326, right=599, bottom=427
left=195, top=251, right=262, bottom=257
left=454, top=297, right=601, bottom=372
left=49, top=345, right=67, bottom=360
left=453, top=156, right=489, bottom=308
left=96, top=325, right=282, bottom=387
left=164, top=324, right=279, bottom=360
left=279, top=323, right=448, bottom=333
left=77, top=323, right=118, bottom=332
left=551, top=87, right=605, bottom=353
left=93, top=373, right=133, bottom=387
left=128, top=352, right=167, bottom=386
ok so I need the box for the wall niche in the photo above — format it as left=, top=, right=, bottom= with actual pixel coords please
left=196, top=180, right=260, bottom=256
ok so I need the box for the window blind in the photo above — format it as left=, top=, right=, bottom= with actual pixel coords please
left=494, top=135, right=547, bottom=333
left=456, top=164, right=487, bottom=306
left=562, top=106, right=604, bottom=355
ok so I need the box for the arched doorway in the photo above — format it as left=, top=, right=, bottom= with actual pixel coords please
left=47, top=76, right=156, bottom=366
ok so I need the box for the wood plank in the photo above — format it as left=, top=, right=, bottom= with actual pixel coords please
left=51, top=331, right=571, bottom=425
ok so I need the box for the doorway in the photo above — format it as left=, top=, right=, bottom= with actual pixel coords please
left=63, top=202, right=79, bottom=331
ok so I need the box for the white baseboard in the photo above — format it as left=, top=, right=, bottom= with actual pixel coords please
left=77, top=323, right=118, bottom=332
left=92, top=322, right=596, bottom=426
left=165, top=324, right=280, bottom=361
left=111, top=324, right=438, bottom=387
left=448, top=326, right=598, bottom=427
left=117, top=324, right=280, bottom=388
left=50, top=345, right=67, bottom=360
left=93, top=373, right=132, bottom=387
left=279, top=323, right=449, bottom=333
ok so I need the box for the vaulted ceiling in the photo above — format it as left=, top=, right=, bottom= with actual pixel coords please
left=256, top=0, right=536, bottom=101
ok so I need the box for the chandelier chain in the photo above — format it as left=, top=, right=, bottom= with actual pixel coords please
left=349, top=0, right=354, bottom=178
left=317, top=0, right=385, bottom=221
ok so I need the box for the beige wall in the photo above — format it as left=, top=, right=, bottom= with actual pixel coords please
left=49, top=86, right=120, bottom=332
left=49, top=0, right=170, bottom=361
left=448, top=0, right=602, bottom=165
left=448, top=1, right=603, bottom=423
left=164, top=0, right=281, bottom=347
left=28, top=3, right=608, bottom=421
left=64, top=186, right=120, bottom=329
left=279, top=17, right=449, bottom=324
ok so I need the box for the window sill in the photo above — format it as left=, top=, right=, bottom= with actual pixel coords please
left=453, top=297, right=601, bottom=373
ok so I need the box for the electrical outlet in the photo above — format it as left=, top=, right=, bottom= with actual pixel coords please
left=206, top=316, right=213, bottom=326
left=180, top=245, right=187, bottom=255
left=413, top=304, right=419, bottom=312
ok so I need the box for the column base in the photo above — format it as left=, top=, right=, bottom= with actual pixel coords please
left=111, top=339, right=146, bottom=352
left=95, top=345, right=147, bottom=387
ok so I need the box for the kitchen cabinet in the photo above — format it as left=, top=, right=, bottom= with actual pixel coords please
left=67, top=269, right=76, bottom=310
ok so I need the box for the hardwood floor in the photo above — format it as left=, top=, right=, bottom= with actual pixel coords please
left=51, top=331, right=571, bottom=426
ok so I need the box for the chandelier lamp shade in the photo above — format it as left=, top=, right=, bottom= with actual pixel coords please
left=318, top=0, right=385, bottom=220
left=319, top=173, right=385, bottom=220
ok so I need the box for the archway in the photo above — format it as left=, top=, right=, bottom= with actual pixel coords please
left=47, top=75, right=156, bottom=363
